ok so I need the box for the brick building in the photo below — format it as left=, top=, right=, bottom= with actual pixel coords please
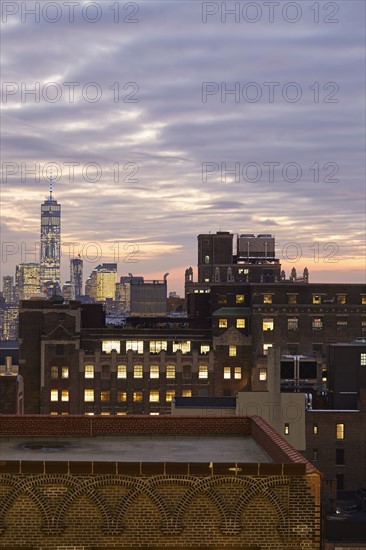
left=0, top=415, right=321, bottom=549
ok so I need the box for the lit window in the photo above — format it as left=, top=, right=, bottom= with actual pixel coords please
left=284, top=423, right=289, bottom=435
left=337, top=294, right=346, bottom=305
left=101, top=412, right=110, bottom=416
left=150, top=412, right=159, bottom=416
left=84, top=389, right=94, bottom=402
left=204, top=278, right=210, bottom=282
left=61, top=367, right=69, bottom=379
left=166, top=365, right=176, bottom=379
left=263, top=344, right=273, bottom=356
left=149, top=390, right=159, bottom=402
left=263, top=294, right=272, bottom=304
left=224, top=367, right=231, bottom=379
left=287, top=318, right=298, bottom=331
left=263, top=318, right=274, bottom=331
left=61, top=389, right=69, bottom=402
left=126, top=340, right=143, bottom=354
left=362, top=320, right=366, bottom=332
left=322, top=369, right=327, bottom=382
left=50, top=389, right=58, bottom=402
left=117, top=364, right=127, bottom=378
left=84, top=364, right=94, bottom=379
left=219, top=318, right=228, bottom=328
left=172, top=341, right=191, bottom=354
left=361, top=353, right=366, bottom=366
left=133, top=391, right=143, bottom=402
left=102, top=340, right=120, bottom=354
left=199, top=365, right=208, bottom=379
left=313, top=424, right=318, bottom=435
left=50, top=366, right=58, bottom=379
left=200, top=344, right=210, bottom=354
left=288, top=294, right=297, bottom=304
left=117, top=391, right=127, bottom=402
left=312, top=318, right=323, bottom=331
left=234, top=367, right=242, bottom=379
left=166, top=390, right=175, bottom=402
left=149, top=340, right=167, bottom=353
left=312, top=295, right=321, bottom=304
left=336, top=423, right=344, bottom=440
left=133, top=364, right=143, bottom=378
left=337, top=320, right=347, bottom=331
left=259, top=368, right=267, bottom=381
left=150, top=365, right=159, bottom=378
left=117, top=411, right=127, bottom=415
left=182, top=389, right=192, bottom=397
left=236, top=318, right=246, bottom=329
left=229, top=345, right=237, bottom=357
left=361, top=295, right=366, bottom=305
left=50, top=411, right=58, bottom=415
left=205, top=255, right=210, bottom=264
left=236, top=294, right=244, bottom=304
left=101, top=391, right=110, bottom=402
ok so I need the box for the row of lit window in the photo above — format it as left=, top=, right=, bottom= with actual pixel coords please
left=84, top=364, right=209, bottom=379
left=217, top=293, right=366, bottom=305
left=219, top=317, right=366, bottom=332
left=313, top=423, right=345, bottom=439
left=218, top=318, right=246, bottom=329
left=223, top=367, right=242, bottom=379
left=84, top=389, right=180, bottom=402
left=102, top=340, right=198, bottom=354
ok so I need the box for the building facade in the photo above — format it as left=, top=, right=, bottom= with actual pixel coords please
left=40, top=180, right=61, bottom=292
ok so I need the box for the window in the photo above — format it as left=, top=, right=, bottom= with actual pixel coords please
left=236, top=294, right=244, bottom=304
left=361, top=295, right=366, bottom=305
left=61, top=389, right=69, bottom=402
left=287, top=318, right=298, bottom=331
left=56, top=344, right=64, bottom=356
left=360, top=353, right=366, bottom=366
left=101, top=365, right=110, bottom=379
left=172, top=341, right=191, bottom=354
left=50, top=389, right=58, bottom=402
left=263, top=294, right=272, bottom=304
left=101, top=412, right=110, bottom=416
left=101, top=391, right=110, bottom=402
left=337, top=320, right=347, bottom=331
left=337, top=294, right=346, bottom=305
left=166, top=390, right=175, bottom=402
left=234, top=367, right=242, bottom=379
left=84, top=389, right=94, bottom=402
left=219, top=318, right=228, bottom=328
left=313, top=449, right=318, bottom=461
left=117, top=391, right=127, bottom=402
left=50, top=366, right=58, bottom=379
left=224, top=367, right=231, bottom=379
left=312, top=318, right=323, bottom=331
left=259, top=368, right=267, bottom=381
left=166, top=365, right=176, bottom=379
left=322, top=369, right=327, bottom=382
left=150, top=365, right=159, bottom=379
left=362, top=320, right=366, bottom=332
left=218, top=294, right=227, bottom=305
left=200, top=344, right=210, bottom=354
left=204, top=255, right=210, bottom=264
left=183, top=365, right=191, bottom=378
left=229, top=345, right=237, bottom=357
left=263, top=344, right=273, bottom=356
left=312, top=295, right=321, bottom=304
left=84, top=364, right=94, bottom=379
left=287, top=294, right=297, bottom=304
left=263, top=318, right=274, bottom=331
left=126, top=340, right=143, bottom=354
left=182, top=389, right=192, bottom=397
left=336, top=423, right=344, bottom=440
left=61, top=367, right=69, bottom=379
left=149, top=390, right=159, bottom=402
left=313, top=424, right=318, bottom=435
left=133, top=364, right=143, bottom=378
left=198, top=365, right=208, bottom=379
left=336, top=448, right=345, bottom=465
left=133, top=391, right=143, bottom=402
left=284, top=423, right=289, bottom=435
left=117, top=364, right=127, bottom=378
left=236, top=318, right=246, bottom=329
left=149, top=340, right=167, bottom=353
left=102, top=340, right=120, bottom=354
left=336, top=474, right=344, bottom=491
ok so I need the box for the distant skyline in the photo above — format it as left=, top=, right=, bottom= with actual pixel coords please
left=1, top=1, right=365, bottom=294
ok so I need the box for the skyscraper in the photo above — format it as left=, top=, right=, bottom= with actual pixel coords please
left=70, top=257, right=83, bottom=299
left=40, top=176, right=61, bottom=293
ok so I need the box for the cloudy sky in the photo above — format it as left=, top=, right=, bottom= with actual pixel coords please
left=1, top=0, right=365, bottom=294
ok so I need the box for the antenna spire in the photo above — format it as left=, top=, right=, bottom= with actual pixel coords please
left=49, top=171, right=53, bottom=200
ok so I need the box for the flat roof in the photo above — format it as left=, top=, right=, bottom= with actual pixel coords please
left=0, top=435, right=272, bottom=463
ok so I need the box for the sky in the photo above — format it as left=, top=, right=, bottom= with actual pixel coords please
left=1, top=0, right=365, bottom=295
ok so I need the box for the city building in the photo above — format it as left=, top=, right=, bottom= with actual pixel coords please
left=90, top=263, right=117, bottom=301
left=0, top=415, right=321, bottom=550
left=40, top=176, right=61, bottom=294
left=70, top=257, right=83, bottom=299
left=2, top=275, right=15, bottom=304
left=15, top=262, right=41, bottom=300
left=1, top=306, right=19, bottom=340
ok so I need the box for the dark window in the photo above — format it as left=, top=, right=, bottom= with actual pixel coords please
left=56, top=344, right=64, bottom=356
left=281, top=361, right=294, bottom=379
left=336, top=448, right=345, bottom=465
left=299, top=361, right=317, bottom=379
left=58, top=313, right=65, bottom=321
left=182, top=365, right=191, bottom=378
left=313, top=449, right=318, bottom=461
left=101, top=365, right=110, bottom=379
left=218, top=294, right=227, bottom=305
left=336, top=474, right=344, bottom=492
